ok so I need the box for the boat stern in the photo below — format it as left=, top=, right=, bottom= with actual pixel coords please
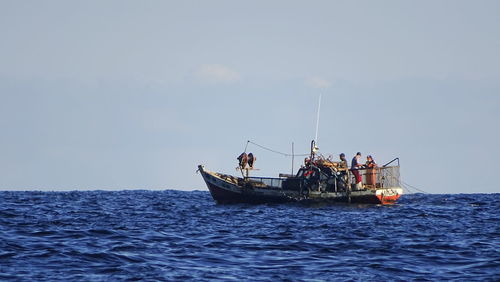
left=375, top=187, right=403, bottom=204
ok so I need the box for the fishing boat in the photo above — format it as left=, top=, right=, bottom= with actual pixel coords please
left=198, top=140, right=403, bottom=205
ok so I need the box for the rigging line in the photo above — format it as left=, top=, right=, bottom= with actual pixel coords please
left=403, top=183, right=423, bottom=195
left=243, top=140, right=249, bottom=153
left=398, top=178, right=426, bottom=194
left=401, top=180, right=429, bottom=194
left=247, top=140, right=309, bottom=157
left=381, top=166, right=426, bottom=194
left=400, top=182, right=416, bottom=194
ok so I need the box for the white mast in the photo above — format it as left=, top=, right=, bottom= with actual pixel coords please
left=314, top=93, right=322, bottom=145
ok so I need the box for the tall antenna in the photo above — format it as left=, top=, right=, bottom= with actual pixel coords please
left=314, top=93, right=322, bottom=144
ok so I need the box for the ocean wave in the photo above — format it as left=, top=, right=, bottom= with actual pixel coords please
left=0, top=191, right=498, bottom=280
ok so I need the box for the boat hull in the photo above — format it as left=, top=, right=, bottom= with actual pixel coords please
left=206, top=181, right=294, bottom=204
left=199, top=165, right=402, bottom=205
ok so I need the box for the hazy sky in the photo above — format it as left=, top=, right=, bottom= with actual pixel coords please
left=1, top=1, right=499, bottom=193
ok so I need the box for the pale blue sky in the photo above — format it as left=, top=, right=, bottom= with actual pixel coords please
left=1, top=1, right=499, bottom=193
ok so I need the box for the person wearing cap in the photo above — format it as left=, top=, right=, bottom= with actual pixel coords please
left=351, top=152, right=364, bottom=189
left=338, top=153, right=348, bottom=169
left=336, top=153, right=349, bottom=191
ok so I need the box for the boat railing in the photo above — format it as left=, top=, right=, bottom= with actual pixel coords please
left=382, top=158, right=400, bottom=167
left=246, top=165, right=400, bottom=190
left=351, top=165, right=401, bottom=188
left=246, top=176, right=286, bottom=189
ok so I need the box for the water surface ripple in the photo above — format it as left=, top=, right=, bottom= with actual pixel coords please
left=0, top=191, right=498, bottom=280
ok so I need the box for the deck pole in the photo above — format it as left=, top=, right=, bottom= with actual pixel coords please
left=291, top=142, right=294, bottom=175
left=347, top=170, right=351, bottom=203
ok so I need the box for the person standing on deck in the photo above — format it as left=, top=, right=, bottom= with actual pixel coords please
left=237, top=152, right=248, bottom=169
left=351, top=152, right=364, bottom=189
left=336, top=153, right=349, bottom=191
left=338, top=153, right=348, bottom=170
left=365, top=155, right=378, bottom=188
left=365, top=155, right=377, bottom=168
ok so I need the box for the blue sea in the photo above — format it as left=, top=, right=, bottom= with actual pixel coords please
left=0, top=191, right=498, bottom=281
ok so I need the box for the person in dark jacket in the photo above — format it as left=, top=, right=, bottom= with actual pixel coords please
left=336, top=153, right=349, bottom=191
left=365, top=155, right=377, bottom=168
left=247, top=153, right=256, bottom=168
left=338, top=153, right=348, bottom=169
left=237, top=152, right=248, bottom=169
